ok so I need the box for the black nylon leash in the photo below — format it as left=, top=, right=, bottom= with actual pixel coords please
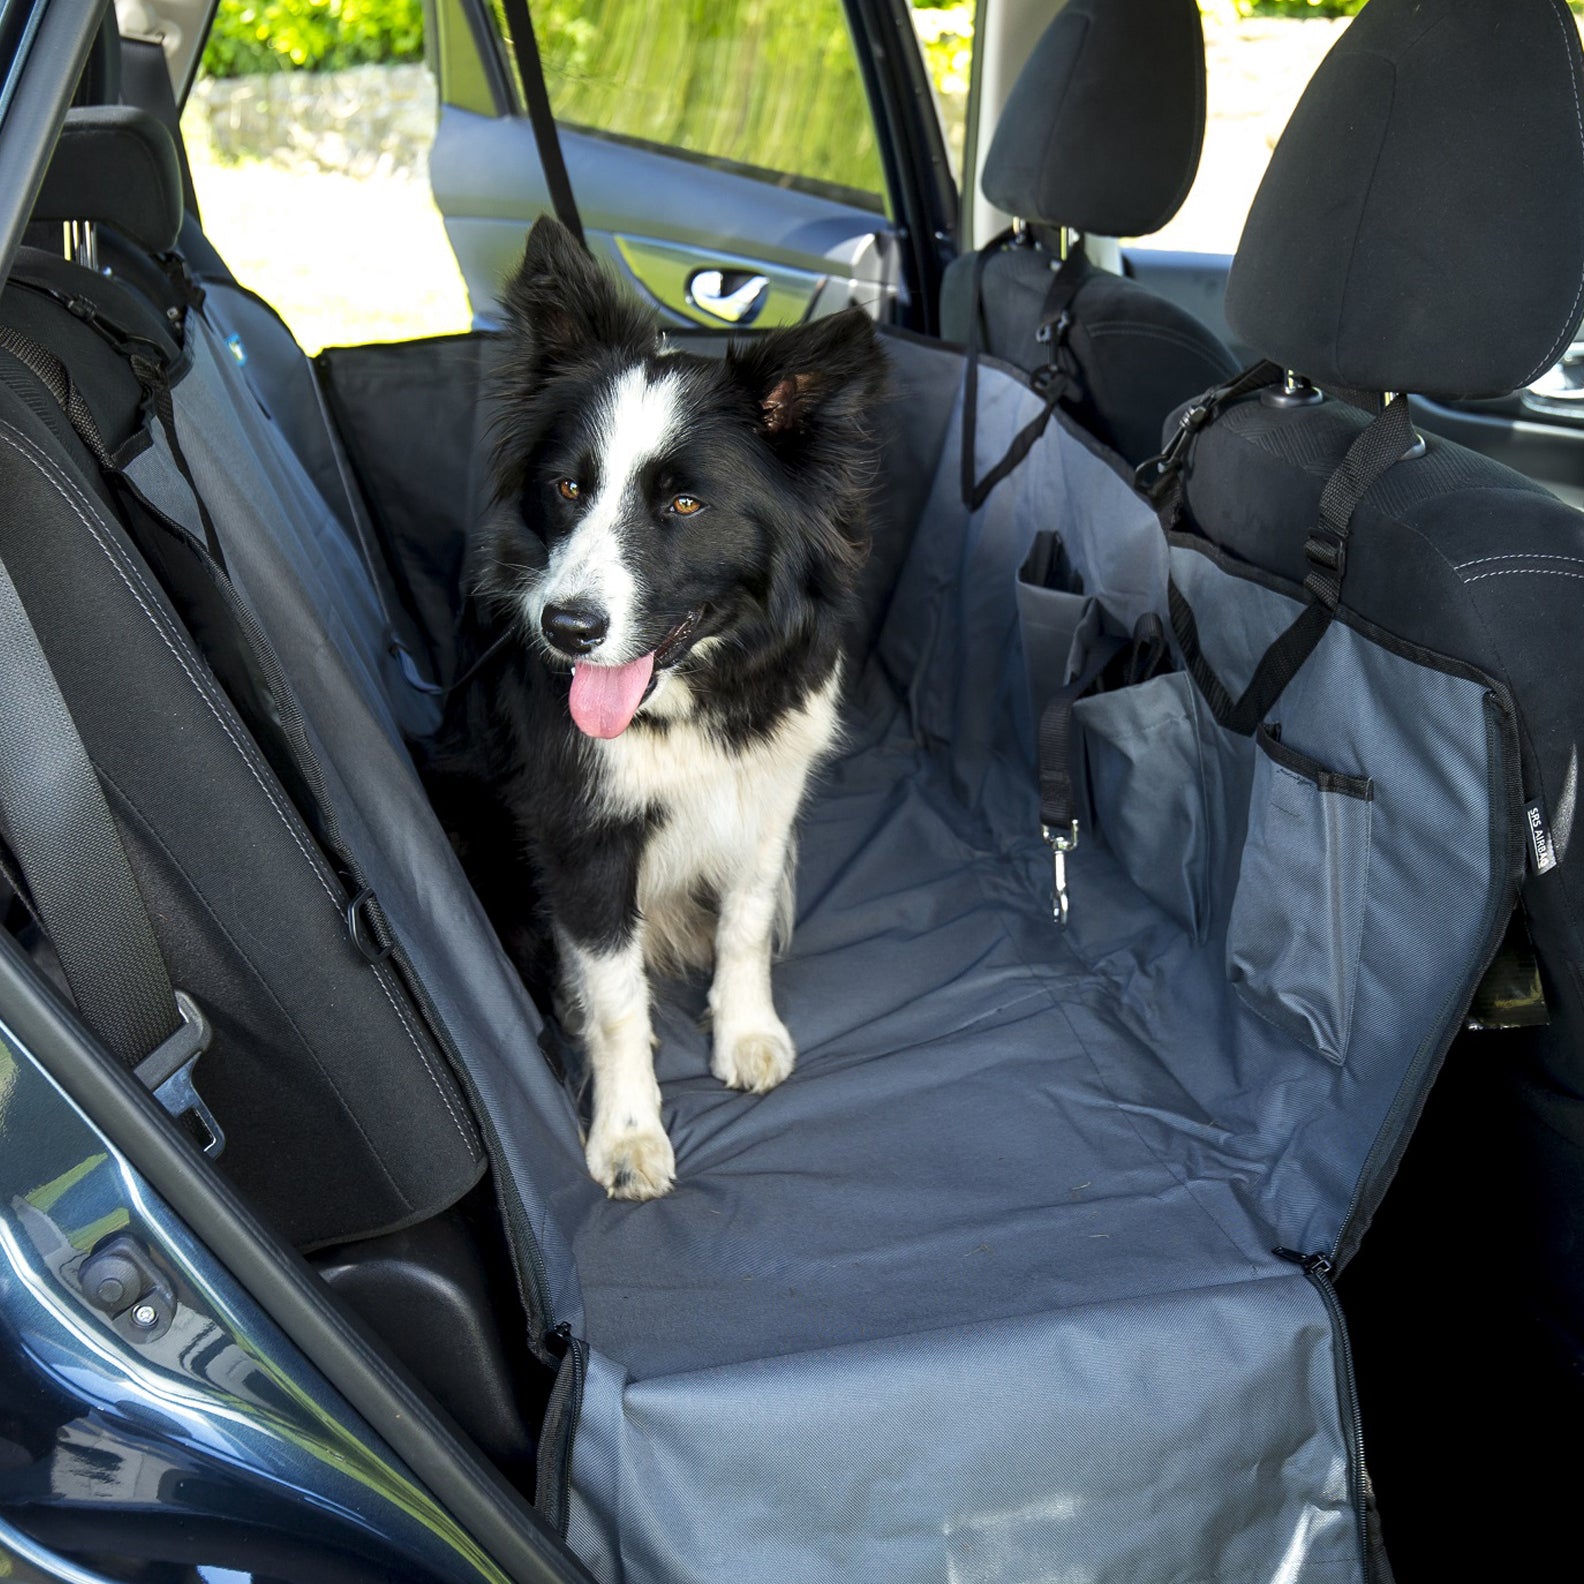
left=1036, top=628, right=1126, bottom=925
left=499, top=0, right=586, bottom=247
left=1033, top=612, right=1168, bottom=928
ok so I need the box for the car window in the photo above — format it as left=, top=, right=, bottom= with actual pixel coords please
left=1142, top=8, right=1351, bottom=255
left=180, top=3, right=472, bottom=354
left=491, top=0, right=889, bottom=212
left=912, top=1, right=972, bottom=185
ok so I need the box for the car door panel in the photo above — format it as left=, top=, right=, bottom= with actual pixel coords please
left=432, top=112, right=901, bottom=330
left=428, top=0, right=923, bottom=332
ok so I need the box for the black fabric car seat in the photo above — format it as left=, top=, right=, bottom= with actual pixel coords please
left=0, top=109, right=491, bottom=1250
left=940, top=0, right=1238, bottom=468
left=1154, top=0, right=1584, bottom=1394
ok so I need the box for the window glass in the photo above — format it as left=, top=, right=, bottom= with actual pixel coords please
left=1142, top=8, right=1349, bottom=254
left=498, top=0, right=888, bottom=211
left=181, top=3, right=471, bottom=353
left=911, top=1, right=972, bottom=185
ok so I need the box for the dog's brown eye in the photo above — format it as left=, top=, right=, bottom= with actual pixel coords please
left=669, top=494, right=703, bottom=516
left=556, top=478, right=581, bottom=502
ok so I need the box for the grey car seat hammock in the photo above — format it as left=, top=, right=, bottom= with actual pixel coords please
left=4, top=0, right=1584, bottom=1579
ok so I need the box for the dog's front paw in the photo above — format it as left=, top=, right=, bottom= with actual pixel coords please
left=587, top=1122, right=676, bottom=1201
left=713, top=1024, right=797, bottom=1094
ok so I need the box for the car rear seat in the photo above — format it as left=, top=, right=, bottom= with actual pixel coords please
left=4, top=3, right=1578, bottom=1578
left=1168, top=0, right=1584, bottom=1440
left=940, top=0, right=1238, bottom=470
left=5, top=102, right=555, bottom=1466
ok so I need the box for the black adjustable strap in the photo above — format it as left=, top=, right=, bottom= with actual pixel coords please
left=961, top=237, right=1091, bottom=511
left=1303, top=393, right=1414, bottom=610
left=1167, top=394, right=1415, bottom=736
left=8, top=278, right=228, bottom=571
left=127, top=347, right=228, bottom=570
left=499, top=0, right=586, bottom=246
left=1134, top=359, right=1284, bottom=533
left=0, top=324, right=114, bottom=469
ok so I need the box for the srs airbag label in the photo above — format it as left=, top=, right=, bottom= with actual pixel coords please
left=1526, top=800, right=1558, bottom=875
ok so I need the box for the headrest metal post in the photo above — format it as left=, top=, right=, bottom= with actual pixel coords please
left=68, top=220, right=98, bottom=273
left=1262, top=369, right=1323, bottom=410
left=1382, top=391, right=1428, bottom=461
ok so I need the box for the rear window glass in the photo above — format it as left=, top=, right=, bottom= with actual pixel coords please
left=496, top=0, right=888, bottom=210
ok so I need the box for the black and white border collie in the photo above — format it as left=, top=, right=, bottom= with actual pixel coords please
left=431, top=217, right=887, bottom=1200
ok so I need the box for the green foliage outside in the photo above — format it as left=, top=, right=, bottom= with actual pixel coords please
left=1230, top=0, right=1584, bottom=12
left=201, top=0, right=424, bottom=77
left=197, top=0, right=1584, bottom=82
left=518, top=0, right=887, bottom=205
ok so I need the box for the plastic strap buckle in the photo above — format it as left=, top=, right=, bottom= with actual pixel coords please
left=133, top=990, right=225, bottom=1158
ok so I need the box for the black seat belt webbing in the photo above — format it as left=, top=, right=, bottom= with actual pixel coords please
left=0, top=548, right=179, bottom=1069
left=499, top=0, right=586, bottom=246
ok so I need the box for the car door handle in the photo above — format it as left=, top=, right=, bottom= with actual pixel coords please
left=687, top=268, right=770, bottom=324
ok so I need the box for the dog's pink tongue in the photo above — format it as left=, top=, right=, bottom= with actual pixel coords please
left=568, top=652, right=656, bottom=738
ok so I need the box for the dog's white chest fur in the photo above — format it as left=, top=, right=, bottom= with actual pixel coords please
left=589, top=667, right=842, bottom=969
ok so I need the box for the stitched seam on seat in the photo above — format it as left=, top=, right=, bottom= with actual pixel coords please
left=0, top=420, right=476, bottom=1151
left=1082, top=322, right=1232, bottom=361
left=1461, top=567, right=1584, bottom=585
left=371, top=955, right=477, bottom=1151
left=0, top=423, right=346, bottom=904
left=1454, top=552, right=1584, bottom=571
left=1521, top=0, right=1584, bottom=388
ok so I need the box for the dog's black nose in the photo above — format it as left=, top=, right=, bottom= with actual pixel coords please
left=541, top=603, right=609, bottom=656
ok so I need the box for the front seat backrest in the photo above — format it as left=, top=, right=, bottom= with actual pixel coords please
left=941, top=0, right=1238, bottom=466
left=1177, top=0, right=1584, bottom=1377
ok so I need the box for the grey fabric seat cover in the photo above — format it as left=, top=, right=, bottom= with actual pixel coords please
left=129, top=300, right=1513, bottom=1579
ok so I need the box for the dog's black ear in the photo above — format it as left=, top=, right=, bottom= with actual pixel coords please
left=501, top=215, right=657, bottom=370
left=726, top=308, right=889, bottom=439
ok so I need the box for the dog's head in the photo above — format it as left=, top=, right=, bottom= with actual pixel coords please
left=482, top=216, right=888, bottom=739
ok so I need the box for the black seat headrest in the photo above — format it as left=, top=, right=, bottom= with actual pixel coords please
left=32, top=106, right=183, bottom=255
left=979, top=0, right=1206, bottom=239
left=1226, top=0, right=1584, bottom=402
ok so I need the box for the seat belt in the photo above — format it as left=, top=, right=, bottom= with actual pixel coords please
left=0, top=312, right=409, bottom=978
left=498, top=0, right=586, bottom=246
left=0, top=539, right=223, bottom=1154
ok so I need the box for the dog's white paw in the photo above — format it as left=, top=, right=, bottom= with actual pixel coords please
left=587, top=1123, right=676, bottom=1201
left=713, top=1025, right=797, bottom=1094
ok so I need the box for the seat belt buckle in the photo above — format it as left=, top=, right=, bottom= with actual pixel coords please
left=133, top=990, right=225, bottom=1159
left=1042, top=820, right=1079, bottom=929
